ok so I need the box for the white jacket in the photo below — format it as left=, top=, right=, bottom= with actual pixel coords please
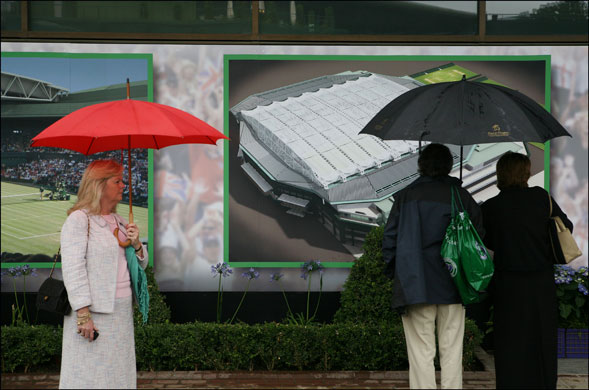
left=60, top=209, right=148, bottom=313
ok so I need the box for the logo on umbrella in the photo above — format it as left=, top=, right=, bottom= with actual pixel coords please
left=488, top=124, right=510, bottom=137
left=374, top=118, right=389, bottom=131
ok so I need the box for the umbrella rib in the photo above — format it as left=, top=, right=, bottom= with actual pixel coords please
left=152, top=135, right=160, bottom=149
left=85, top=137, right=96, bottom=155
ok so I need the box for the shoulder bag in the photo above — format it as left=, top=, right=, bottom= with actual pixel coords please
left=548, top=193, right=581, bottom=264
left=36, top=212, right=90, bottom=315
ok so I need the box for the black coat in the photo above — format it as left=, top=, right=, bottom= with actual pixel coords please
left=481, top=186, right=573, bottom=272
left=382, top=175, right=484, bottom=311
left=481, top=186, right=573, bottom=388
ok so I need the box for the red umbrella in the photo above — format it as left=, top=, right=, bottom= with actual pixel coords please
left=31, top=80, right=228, bottom=246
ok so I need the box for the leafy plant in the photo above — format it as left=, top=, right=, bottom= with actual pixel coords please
left=2, top=321, right=482, bottom=373
left=211, top=262, right=233, bottom=323
left=334, top=226, right=398, bottom=324
left=1, top=325, right=62, bottom=373
left=1, top=265, right=37, bottom=326
left=554, top=265, right=588, bottom=328
left=269, top=272, right=294, bottom=319
left=286, top=260, right=325, bottom=325
left=229, top=268, right=259, bottom=324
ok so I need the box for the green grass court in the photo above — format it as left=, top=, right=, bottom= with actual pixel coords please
left=412, top=64, right=479, bottom=84
left=1, top=181, right=148, bottom=263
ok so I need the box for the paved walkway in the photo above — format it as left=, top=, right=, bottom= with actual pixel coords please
left=1, top=370, right=587, bottom=389
left=2, top=349, right=586, bottom=389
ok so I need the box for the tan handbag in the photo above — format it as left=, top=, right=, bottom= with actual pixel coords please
left=548, top=193, right=582, bottom=264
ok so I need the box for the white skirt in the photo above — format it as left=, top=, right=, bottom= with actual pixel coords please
left=59, top=296, right=136, bottom=389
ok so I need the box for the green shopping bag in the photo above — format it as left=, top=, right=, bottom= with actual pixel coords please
left=451, top=186, right=494, bottom=292
left=441, top=202, right=481, bottom=305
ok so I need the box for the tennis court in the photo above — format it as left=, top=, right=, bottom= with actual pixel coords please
left=412, top=64, right=479, bottom=84
left=1, top=181, right=148, bottom=258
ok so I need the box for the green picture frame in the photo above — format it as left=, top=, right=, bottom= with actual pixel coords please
left=224, top=54, right=551, bottom=268
left=0, top=51, right=154, bottom=268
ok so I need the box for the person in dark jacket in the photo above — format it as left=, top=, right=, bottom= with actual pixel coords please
left=481, top=151, right=573, bottom=389
left=382, top=143, right=484, bottom=389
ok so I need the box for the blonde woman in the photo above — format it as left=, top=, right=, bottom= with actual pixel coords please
left=59, top=160, right=148, bottom=389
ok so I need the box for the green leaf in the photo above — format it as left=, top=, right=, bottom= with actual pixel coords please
left=560, top=304, right=573, bottom=319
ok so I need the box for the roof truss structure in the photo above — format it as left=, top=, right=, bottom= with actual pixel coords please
left=1, top=71, right=69, bottom=102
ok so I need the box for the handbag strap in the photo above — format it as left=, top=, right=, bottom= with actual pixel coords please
left=50, top=212, right=91, bottom=278
left=546, top=192, right=561, bottom=263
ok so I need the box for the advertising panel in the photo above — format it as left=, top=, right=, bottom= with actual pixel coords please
left=0, top=44, right=586, bottom=294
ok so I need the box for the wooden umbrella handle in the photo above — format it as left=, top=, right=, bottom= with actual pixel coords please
left=114, top=228, right=132, bottom=247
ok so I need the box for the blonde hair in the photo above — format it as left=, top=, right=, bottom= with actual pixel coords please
left=68, top=160, right=124, bottom=216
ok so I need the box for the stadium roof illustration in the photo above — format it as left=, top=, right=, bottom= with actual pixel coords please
left=231, top=71, right=461, bottom=204
left=1, top=71, right=69, bottom=102
left=1, top=73, right=148, bottom=118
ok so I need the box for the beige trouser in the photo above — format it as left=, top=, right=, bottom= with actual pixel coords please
left=401, top=303, right=465, bottom=389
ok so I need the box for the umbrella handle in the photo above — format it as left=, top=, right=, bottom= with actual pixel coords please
left=113, top=228, right=132, bottom=248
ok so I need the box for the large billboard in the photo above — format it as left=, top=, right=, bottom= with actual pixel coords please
left=0, top=44, right=586, bottom=294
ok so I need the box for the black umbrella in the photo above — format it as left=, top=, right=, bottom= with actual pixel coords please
left=360, top=76, right=572, bottom=178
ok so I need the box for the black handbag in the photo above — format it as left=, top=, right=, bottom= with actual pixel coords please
left=36, top=212, right=90, bottom=315
left=36, top=249, right=71, bottom=315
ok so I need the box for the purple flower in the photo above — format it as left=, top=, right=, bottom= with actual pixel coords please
left=2, top=265, right=37, bottom=278
left=211, top=262, right=233, bottom=278
left=241, top=267, right=260, bottom=280
left=578, top=284, right=588, bottom=296
left=300, top=260, right=325, bottom=280
left=20, top=265, right=37, bottom=277
left=269, top=273, right=284, bottom=282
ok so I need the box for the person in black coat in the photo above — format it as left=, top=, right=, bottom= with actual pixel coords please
left=382, top=143, right=484, bottom=389
left=481, top=151, right=573, bottom=389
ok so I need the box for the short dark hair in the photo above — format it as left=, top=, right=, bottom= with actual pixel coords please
left=418, top=143, right=453, bottom=177
left=496, top=152, right=530, bottom=190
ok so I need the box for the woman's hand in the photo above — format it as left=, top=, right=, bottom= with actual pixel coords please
left=77, top=308, right=99, bottom=342
left=126, top=223, right=141, bottom=250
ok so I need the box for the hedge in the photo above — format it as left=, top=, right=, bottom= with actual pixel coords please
left=2, top=319, right=481, bottom=373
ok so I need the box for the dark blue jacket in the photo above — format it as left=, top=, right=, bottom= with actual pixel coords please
left=382, top=175, right=484, bottom=311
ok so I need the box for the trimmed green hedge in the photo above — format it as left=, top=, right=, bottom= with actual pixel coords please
left=334, top=226, right=397, bottom=324
left=2, top=320, right=482, bottom=373
left=1, top=325, right=62, bottom=373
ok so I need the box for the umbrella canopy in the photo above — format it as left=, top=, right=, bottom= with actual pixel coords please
left=31, top=80, right=228, bottom=246
left=31, top=99, right=227, bottom=154
left=360, top=76, right=572, bottom=145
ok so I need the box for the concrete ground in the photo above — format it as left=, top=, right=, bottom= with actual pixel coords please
left=475, top=347, right=588, bottom=389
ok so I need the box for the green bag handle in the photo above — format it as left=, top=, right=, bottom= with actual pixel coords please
left=450, top=185, right=457, bottom=218
left=452, top=185, right=465, bottom=213
left=451, top=186, right=487, bottom=250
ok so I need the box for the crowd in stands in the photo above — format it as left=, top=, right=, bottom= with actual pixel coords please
left=1, top=143, right=74, bottom=153
left=1, top=143, right=149, bottom=207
